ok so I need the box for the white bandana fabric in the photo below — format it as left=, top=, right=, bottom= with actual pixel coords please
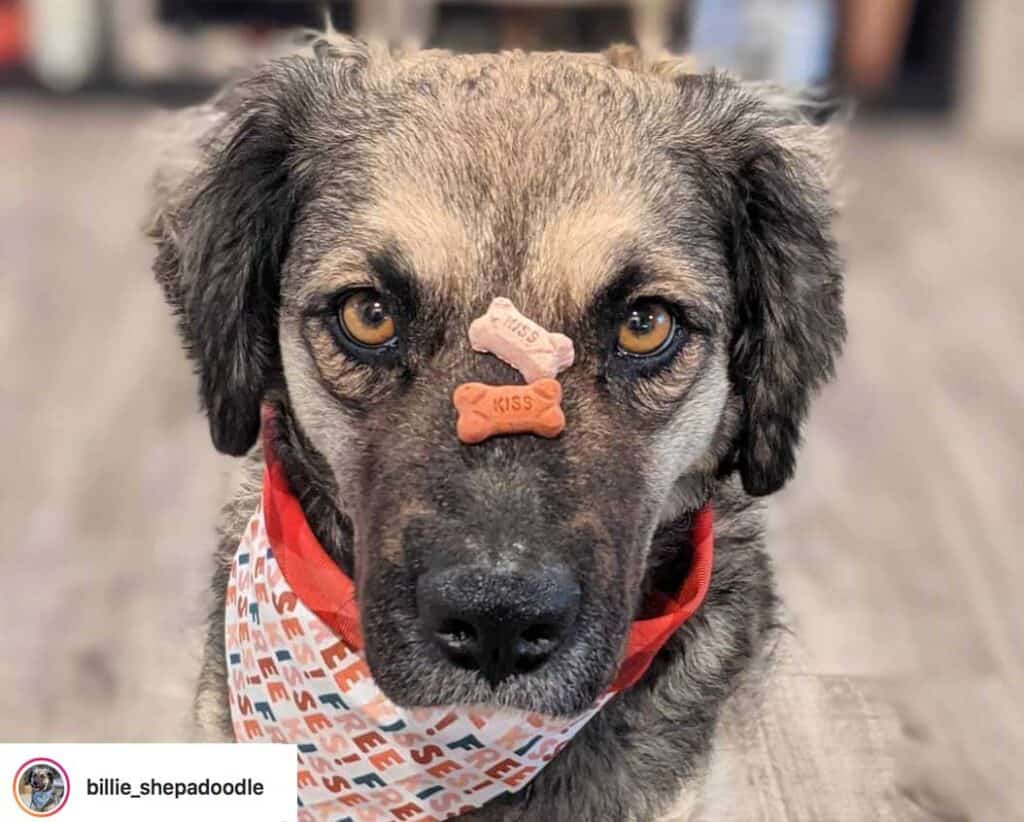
left=225, top=502, right=612, bottom=822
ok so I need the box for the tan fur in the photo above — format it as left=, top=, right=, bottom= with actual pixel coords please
left=150, top=38, right=844, bottom=822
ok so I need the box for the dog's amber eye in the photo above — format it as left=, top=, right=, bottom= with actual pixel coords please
left=339, top=290, right=396, bottom=348
left=617, top=300, right=675, bottom=356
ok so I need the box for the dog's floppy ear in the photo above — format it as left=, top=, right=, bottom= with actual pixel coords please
left=700, top=80, right=846, bottom=496
left=148, top=75, right=301, bottom=455
left=147, top=46, right=360, bottom=455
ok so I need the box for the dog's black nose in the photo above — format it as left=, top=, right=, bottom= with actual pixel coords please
left=417, top=564, right=580, bottom=686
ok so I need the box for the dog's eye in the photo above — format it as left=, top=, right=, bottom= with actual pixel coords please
left=617, top=300, right=675, bottom=356
left=339, top=290, right=397, bottom=348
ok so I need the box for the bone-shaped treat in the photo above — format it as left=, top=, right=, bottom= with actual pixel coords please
left=453, top=379, right=565, bottom=444
left=469, top=297, right=575, bottom=383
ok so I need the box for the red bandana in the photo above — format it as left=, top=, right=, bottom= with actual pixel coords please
left=262, top=444, right=714, bottom=695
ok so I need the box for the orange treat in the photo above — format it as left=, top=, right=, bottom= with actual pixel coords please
left=468, top=297, right=575, bottom=383
left=453, top=379, right=565, bottom=444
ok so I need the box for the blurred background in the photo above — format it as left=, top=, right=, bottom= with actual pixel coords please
left=1, top=1, right=1020, bottom=820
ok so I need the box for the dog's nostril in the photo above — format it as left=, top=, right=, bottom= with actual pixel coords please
left=435, top=618, right=481, bottom=670
left=438, top=618, right=478, bottom=647
left=436, top=618, right=475, bottom=642
left=514, top=624, right=563, bottom=674
left=520, top=623, right=559, bottom=645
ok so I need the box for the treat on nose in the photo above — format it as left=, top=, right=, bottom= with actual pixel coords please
left=417, top=564, right=581, bottom=686
left=453, top=379, right=565, bottom=444
left=469, top=297, right=575, bottom=383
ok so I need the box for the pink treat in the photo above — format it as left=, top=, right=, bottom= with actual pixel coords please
left=468, top=297, right=575, bottom=383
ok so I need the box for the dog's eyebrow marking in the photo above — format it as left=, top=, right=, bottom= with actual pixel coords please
left=527, top=193, right=649, bottom=309
left=590, top=263, right=720, bottom=334
left=298, top=244, right=423, bottom=316
left=524, top=191, right=717, bottom=326
left=597, top=263, right=650, bottom=309
left=368, top=249, right=420, bottom=314
left=359, top=175, right=475, bottom=291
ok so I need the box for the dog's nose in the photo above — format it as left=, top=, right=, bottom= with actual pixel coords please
left=417, top=564, right=580, bottom=686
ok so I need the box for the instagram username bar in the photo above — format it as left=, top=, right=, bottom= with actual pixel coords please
left=87, top=777, right=265, bottom=799
left=4, top=743, right=295, bottom=820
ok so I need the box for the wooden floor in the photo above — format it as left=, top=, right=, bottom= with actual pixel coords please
left=1, top=99, right=1020, bottom=820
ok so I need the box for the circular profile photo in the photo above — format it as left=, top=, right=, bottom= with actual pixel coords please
left=12, top=759, right=69, bottom=816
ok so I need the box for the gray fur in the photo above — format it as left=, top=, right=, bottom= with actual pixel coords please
left=150, top=39, right=844, bottom=819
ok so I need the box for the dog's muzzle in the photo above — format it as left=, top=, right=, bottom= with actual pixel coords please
left=222, top=427, right=714, bottom=818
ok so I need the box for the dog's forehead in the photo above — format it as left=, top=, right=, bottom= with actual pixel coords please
left=302, top=52, right=709, bottom=322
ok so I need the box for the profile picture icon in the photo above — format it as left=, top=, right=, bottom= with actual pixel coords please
left=13, top=759, right=69, bottom=816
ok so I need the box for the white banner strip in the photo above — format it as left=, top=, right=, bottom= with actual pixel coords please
left=1, top=743, right=296, bottom=821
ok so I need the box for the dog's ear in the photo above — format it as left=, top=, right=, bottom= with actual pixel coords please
left=147, top=43, right=368, bottom=455
left=690, top=79, right=846, bottom=496
left=148, top=76, right=301, bottom=455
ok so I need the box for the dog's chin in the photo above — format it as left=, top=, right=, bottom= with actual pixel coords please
left=368, top=659, right=608, bottom=718
left=364, top=621, right=621, bottom=718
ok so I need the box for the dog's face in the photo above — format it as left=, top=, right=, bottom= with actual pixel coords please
left=27, top=767, right=53, bottom=792
left=151, top=42, right=843, bottom=715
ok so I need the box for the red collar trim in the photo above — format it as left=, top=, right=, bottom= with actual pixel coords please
left=261, top=430, right=714, bottom=696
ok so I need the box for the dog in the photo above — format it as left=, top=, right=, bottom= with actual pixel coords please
left=21, top=766, right=63, bottom=813
left=148, top=38, right=844, bottom=821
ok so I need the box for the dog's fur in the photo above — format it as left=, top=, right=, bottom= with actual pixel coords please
left=148, top=39, right=844, bottom=820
